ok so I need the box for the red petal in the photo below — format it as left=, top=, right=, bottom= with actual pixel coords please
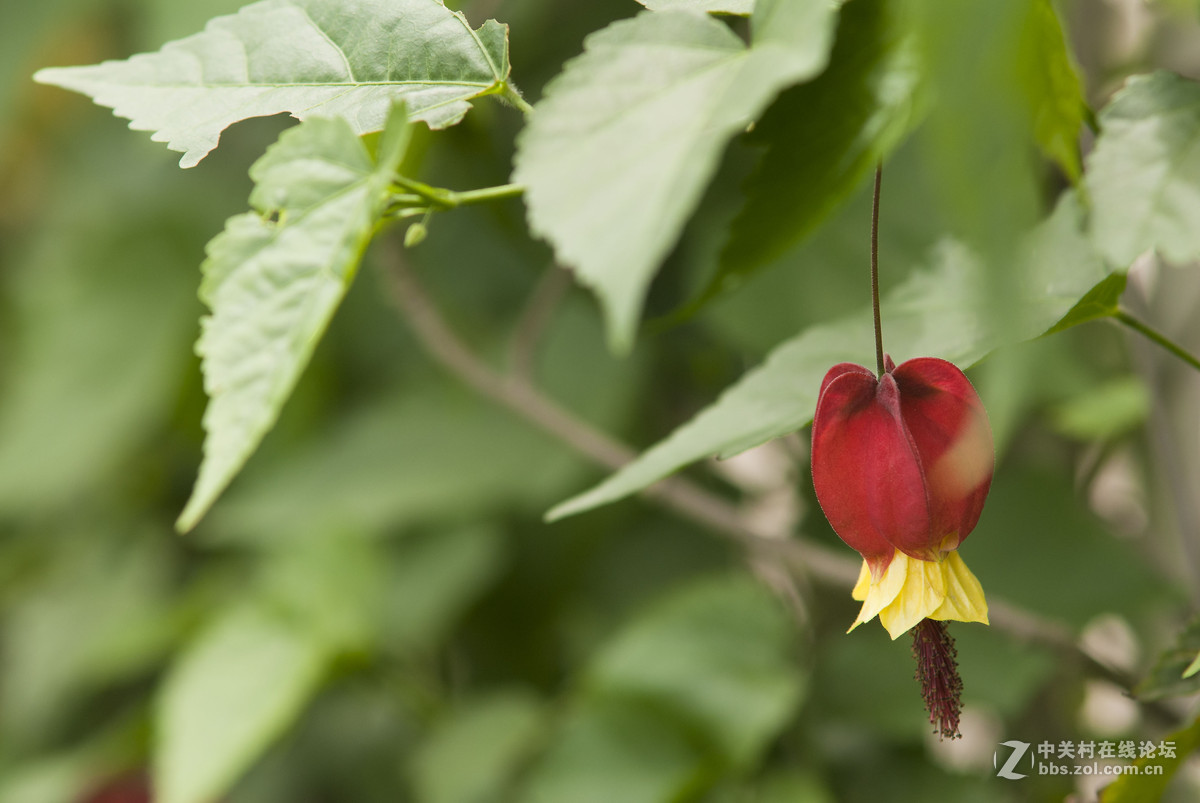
left=818, top=362, right=876, bottom=398
left=892, top=358, right=993, bottom=553
left=812, top=367, right=930, bottom=573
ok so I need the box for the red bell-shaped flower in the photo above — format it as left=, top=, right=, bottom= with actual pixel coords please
left=811, top=355, right=993, bottom=581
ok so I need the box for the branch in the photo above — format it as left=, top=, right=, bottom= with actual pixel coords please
left=382, top=240, right=1164, bottom=709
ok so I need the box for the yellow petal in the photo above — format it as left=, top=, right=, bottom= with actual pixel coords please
left=929, top=550, right=989, bottom=625
left=851, top=560, right=871, bottom=601
left=847, top=552, right=906, bottom=633
left=877, top=555, right=947, bottom=639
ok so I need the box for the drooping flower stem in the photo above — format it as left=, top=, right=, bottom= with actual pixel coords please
left=911, top=618, right=964, bottom=740
left=870, top=162, right=885, bottom=377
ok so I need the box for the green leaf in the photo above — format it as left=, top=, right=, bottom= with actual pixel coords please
left=513, top=0, right=838, bottom=351
left=176, top=104, right=411, bottom=532
left=1020, top=0, right=1086, bottom=181
left=34, top=0, right=509, bottom=167
left=585, top=574, right=804, bottom=768
left=636, top=0, right=754, bottom=13
left=1100, top=716, right=1200, bottom=802
left=0, top=146, right=199, bottom=515
left=1049, top=375, right=1149, bottom=441
left=523, top=575, right=803, bottom=802
left=1087, top=71, right=1200, bottom=267
left=713, top=0, right=922, bottom=293
left=1136, top=616, right=1200, bottom=701
left=154, top=605, right=330, bottom=803
left=548, top=191, right=1107, bottom=520
left=521, top=700, right=708, bottom=803
left=1043, top=271, right=1127, bottom=334
left=409, top=690, right=546, bottom=803
left=381, top=525, right=506, bottom=652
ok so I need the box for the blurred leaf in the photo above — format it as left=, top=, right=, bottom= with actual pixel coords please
left=409, top=690, right=545, bottom=803
left=520, top=699, right=708, bottom=803
left=0, top=150, right=198, bottom=515
left=1050, top=375, right=1149, bottom=441
left=523, top=575, right=803, bottom=802
left=906, top=0, right=1042, bottom=266
left=966, top=469, right=1170, bottom=629
left=382, top=525, right=506, bottom=652
left=635, top=0, right=753, bottom=13
left=1087, top=71, right=1200, bottom=267
left=204, top=384, right=578, bottom=541
left=713, top=0, right=922, bottom=293
left=549, top=191, right=1107, bottom=520
left=753, top=772, right=835, bottom=803
left=177, top=104, right=411, bottom=532
left=35, top=0, right=511, bottom=167
left=1185, top=652, right=1200, bottom=679
left=1020, top=0, right=1086, bottom=181
left=513, top=0, right=838, bottom=351
left=258, top=531, right=384, bottom=654
left=0, top=533, right=180, bottom=745
left=154, top=605, right=330, bottom=803
left=585, top=574, right=804, bottom=768
left=1136, top=616, right=1200, bottom=701
left=1100, top=715, right=1200, bottom=802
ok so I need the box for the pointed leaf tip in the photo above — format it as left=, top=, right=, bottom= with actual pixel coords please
left=177, top=106, right=412, bottom=532
left=36, top=0, right=509, bottom=167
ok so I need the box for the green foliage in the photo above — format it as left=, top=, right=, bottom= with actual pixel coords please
left=512, top=0, right=837, bottom=351
left=521, top=576, right=803, bottom=802
left=1100, top=716, right=1200, bottom=802
left=549, top=193, right=1108, bottom=520
left=1088, top=70, right=1200, bottom=267
left=33, top=0, right=512, bottom=167
left=10, top=0, right=1200, bottom=801
left=177, top=105, right=410, bottom=531
left=714, top=0, right=921, bottom=291
left=155, top=605, right=331, bottom=803
left=1137, top=616, right=1200, bottom=701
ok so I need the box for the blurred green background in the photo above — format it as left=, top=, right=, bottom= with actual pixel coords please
left=4, top=1, right=1200, bottom=802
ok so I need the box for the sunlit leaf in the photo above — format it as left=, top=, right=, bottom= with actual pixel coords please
left=549, top=191, right=1108, bottom=520
left=513, top=0, right=838, bottom=351
left=34, top=0, right=510, bottom=167
left=154, top=605, right=330, bottom=803
left=175, top=104, right=411, bottom=532
left=1088, top=71, right=1200, bottom=267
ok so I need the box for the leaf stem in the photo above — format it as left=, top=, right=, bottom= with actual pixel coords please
left=391, top=177, right=524, bottom=209
left=871, top=162, right=885, bottom=376
left=1114, top=309, right=1200, bottom=373
left=452, top=183, right=526, bottom=206
left=502, top=84, right=536, bottom=115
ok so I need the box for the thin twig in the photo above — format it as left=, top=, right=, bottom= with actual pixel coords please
left=382, top=239, right=1168, bottom=710
left=507, top=265, right=573, bottom=382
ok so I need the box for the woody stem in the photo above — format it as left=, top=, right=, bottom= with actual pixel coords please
left=871, top=162, right=885, bottom=376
